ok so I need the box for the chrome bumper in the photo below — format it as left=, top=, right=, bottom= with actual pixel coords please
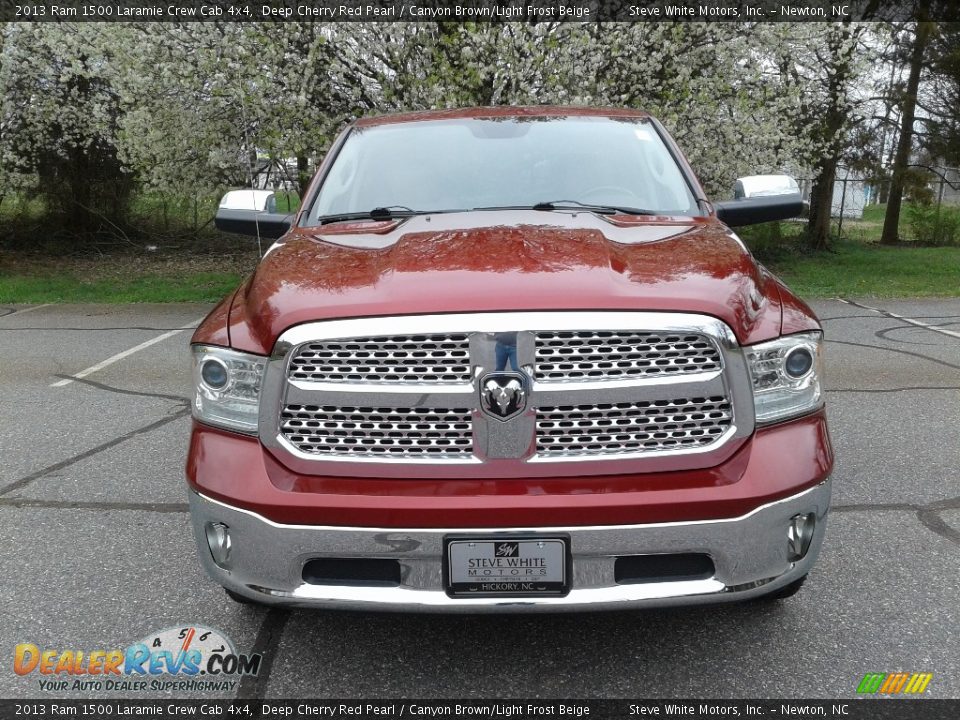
left=188, top=479, right=830, bottom=612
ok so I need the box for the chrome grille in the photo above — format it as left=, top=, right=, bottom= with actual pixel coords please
left=536, top=396, right=732, bottom=458
left=265, top=312, right=751, bottom=475
left=288, top=334, right=471, bottom=384
left=535, top=331, right=721, bottom=382
left=280, top=405, right=474, bottom=458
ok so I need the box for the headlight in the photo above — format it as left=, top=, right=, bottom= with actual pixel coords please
left=191, top=345, right=266, bottom=433
left=745, top=332, right=823, bottom=424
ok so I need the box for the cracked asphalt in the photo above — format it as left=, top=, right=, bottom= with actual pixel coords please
left=0, top=300, right=957, bottom=700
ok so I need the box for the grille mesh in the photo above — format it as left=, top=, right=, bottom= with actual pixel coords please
left=289, top=334, right=471, bottom=384
left=281, top=405, right=473, bottom=458
left=536, top=396, right=732, bottom=458
left=535, top=331, right=721, bottom=382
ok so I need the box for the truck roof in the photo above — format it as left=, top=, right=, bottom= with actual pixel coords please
left=353, top=105, right=652, bottom=128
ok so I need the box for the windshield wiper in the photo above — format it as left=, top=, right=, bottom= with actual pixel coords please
left=316, top=207, right=415, bottom=225
left=532, top=200, right=659, bottom=216
left=316, top=202, right=660, bottom=225
left=474, top=201, right=658, bottom=216
left=316, top=205, right=458, bottom=225
left=315, top=206, right=463, bottom=225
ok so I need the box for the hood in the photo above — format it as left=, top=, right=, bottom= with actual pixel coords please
left=224, top=210, right=788, bottom=354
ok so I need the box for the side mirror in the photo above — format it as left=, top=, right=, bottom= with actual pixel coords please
left=214, top=189, right=293, bottom=239
left=715, top=174, right=804, bottom=227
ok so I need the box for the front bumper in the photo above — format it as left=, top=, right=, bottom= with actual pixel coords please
left=188, top=478, right=830, bottom=612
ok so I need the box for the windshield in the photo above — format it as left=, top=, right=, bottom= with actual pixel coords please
left=306, top=117, right=699, bottom=223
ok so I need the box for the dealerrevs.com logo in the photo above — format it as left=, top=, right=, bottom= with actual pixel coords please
left=857, top=672, right=934, bottom=695
left=14, top=625, right=261, bottom=693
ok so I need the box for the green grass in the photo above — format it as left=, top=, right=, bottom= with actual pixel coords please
left=840, top=203, right=910, bottom=244
left=3, top=198, right=957, bottom=303
left=272, top=191, right=301, bottom=213
left=767, top=240, right=960, bottom=298
left=860, top=204, right=886, bottom=224
left=5, top=242, right=957, bottom=303
left=741, top=203, right=960, bottom=298
left=0, top=271, right=244, bottom=304
left=7, top=243, right=955, bottom=303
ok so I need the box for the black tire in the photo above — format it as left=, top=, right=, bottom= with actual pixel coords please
left=758, top=574, right=807, bottom=601
left=224, top=588, right=263, bottom=606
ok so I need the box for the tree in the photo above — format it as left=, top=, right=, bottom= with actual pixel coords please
left=918, top=24, right=960, bottom=165
left=799, top=22, right=870, bottom=251
left=0, top=23, right=131, bottom=232
left=112, top=23, right=277, bottom=199
left=881, top=21, right=936, bottom=245
left=0, top=21, right=889, bottom=248
left=572, top=23, right=821, bottom=196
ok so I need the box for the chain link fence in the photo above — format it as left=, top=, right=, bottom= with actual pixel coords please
left=794, top=166, right=960, bottom=245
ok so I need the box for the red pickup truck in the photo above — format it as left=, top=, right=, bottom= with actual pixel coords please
left=189, top=107, right=832, bottom=611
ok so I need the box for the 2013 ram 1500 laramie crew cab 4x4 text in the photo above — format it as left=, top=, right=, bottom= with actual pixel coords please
left=188, top=107, right=832, bottom=611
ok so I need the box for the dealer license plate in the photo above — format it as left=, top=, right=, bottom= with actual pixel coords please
left=445, top=537, right=569, bottom=597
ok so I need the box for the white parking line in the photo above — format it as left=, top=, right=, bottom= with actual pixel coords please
left=50, top=317, right=205, bottom=388
left=840, top=299, right=960, bottom=341
left=6, top=303, right=53, bottom=317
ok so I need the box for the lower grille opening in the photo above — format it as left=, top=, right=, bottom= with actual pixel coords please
left=614, top=553, right=715, bottom=584
left=302, top=558, right=402, bottom=587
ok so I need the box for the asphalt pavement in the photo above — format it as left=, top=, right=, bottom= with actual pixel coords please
left=0, top=299, right=957, bottom=700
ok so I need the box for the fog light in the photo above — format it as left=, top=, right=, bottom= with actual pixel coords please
left=205, top=522, right=232, bottom=568
left=787, top=513, right=816, bottom=561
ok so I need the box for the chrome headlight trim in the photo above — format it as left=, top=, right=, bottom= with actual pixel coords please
left=745, top=331, right=823, bottom=425
left=192, top=345, right=267, bottom=434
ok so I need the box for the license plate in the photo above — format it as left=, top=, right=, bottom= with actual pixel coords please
left=444, top=537, right=569, bottom=597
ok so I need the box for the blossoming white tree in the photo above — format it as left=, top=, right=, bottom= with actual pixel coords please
left=0, top=23, right=130, bottom=229
left=0, top=21, right=883, bottom=248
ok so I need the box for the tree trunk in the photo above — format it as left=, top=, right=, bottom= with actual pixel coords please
left=296, top=155, right=310, bottom=200
left=247, top=149, right=258, bottom=187
left=881, top=22, right=933, bottom=245
left=806, top=24, right=853, bottom=252
left=66, top=145, right=95, bottom=233
left=808, top=158, right=838, bottom=251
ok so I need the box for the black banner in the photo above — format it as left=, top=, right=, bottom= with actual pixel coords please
left=0, top=700, right=958, bottom=720
left=1, top=0, right=959, bottom=23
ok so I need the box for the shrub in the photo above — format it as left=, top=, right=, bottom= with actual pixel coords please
left=906, top=203, right=960, bottom=246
